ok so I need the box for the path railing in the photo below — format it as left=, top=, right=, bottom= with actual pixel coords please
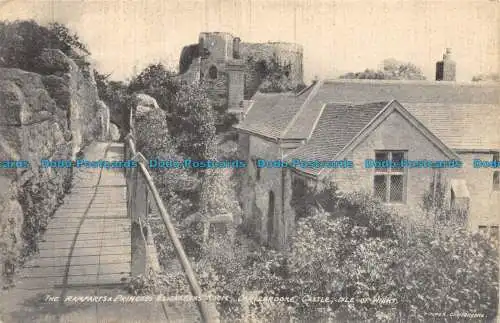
left=123, top=133, right=216, bottom=323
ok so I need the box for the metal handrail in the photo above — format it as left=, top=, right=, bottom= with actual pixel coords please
left=124, top=134, right=214, bottom=323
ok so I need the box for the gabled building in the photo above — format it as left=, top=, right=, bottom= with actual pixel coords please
left=234, top=51, right=500, bottom=249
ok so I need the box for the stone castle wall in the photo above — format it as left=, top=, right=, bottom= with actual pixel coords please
left=178, top=33, right=304, bottom=100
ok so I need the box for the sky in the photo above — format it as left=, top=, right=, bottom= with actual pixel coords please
left=0, top=0, right=498, bottom=83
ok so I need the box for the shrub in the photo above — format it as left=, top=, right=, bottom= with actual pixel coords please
left=168, top=82, right=217, bottom=163
left=0, top=20, right=91, bottom=76
left=128, top=63, right=179, bottom=113
left=265, top=192, right=498, bottom=322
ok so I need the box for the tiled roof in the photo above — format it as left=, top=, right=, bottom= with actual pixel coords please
left=316, top=79, right=499, bottom=105
left=286, top=102, right=390, bottom=176
left=237, top=79, right=499, bottom=140
left=405, top=104, right=500, bottom=150
left=235, top=84, right=316, bottom=139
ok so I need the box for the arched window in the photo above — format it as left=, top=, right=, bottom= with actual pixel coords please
left=208, top=66, right=218, bottom=79
left=267, top=191, right=275, bottom=246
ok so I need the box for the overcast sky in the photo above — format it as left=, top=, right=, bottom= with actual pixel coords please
left=0, top=0, right=498, bottom=82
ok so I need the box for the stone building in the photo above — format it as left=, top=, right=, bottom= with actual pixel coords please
left=234, top=49, right=500, bottom=249
left=178, top=32, right=304, bottom=118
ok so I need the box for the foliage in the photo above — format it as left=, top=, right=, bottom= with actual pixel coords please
left=394, top=227, right=498, bottom=321
left=168, top=82, right=217, bottom=163
left=0, top=20, right=91, bottom=76
left=268, top=191, right=497, bottom=322
left=246, top=55, right=305, bottom=93
left=291, top=176, right=338, bottom=220
left=94, top=71, right=131, bottom=110
left=381, top=58, right=426, bottom=80
left=128, top=63, right=179, bottom=113
left=47, top=22, right=90, bottom=56
left=134, top=108, right=173, bottom=158
left=199, top=169, right=241, bottom=220
left=194, top=231, right=278, bottom=321
left=197, top=186, right=498, bottom=322
left=421, top=171, right=468, bottom=227
left=340, top=58, right=426, bottom=80
left=340, top=69, right=387, bottom=80
left=179, top=44, right=199, bottom=74
left=472, top=73, right=499, bottom=82
left=130, top=63, right=217, bottom=164
left=128, top=271, right=178, bottom=295
left=134, top=108, right=201, bottom=205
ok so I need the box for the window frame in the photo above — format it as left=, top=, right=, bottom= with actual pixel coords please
left=373, top=150, right=408, bottom=204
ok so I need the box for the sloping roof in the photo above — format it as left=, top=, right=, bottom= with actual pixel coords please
left=234, top=83, right=316, bottom=139
left=286, top=102, right=390, bottom=176
left=404, top=104, right=500, bottom=150
left=315, top=79, right=499, bottom=105
left=237, top=79, right=499, bottom=140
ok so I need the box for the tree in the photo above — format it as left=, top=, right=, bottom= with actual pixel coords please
left=47, top=22, right=90, bottom=56
left=0, top=20, right=91, bottom=75
left=94, top=71, right=130, bottom=107
left=381, top=58, right=426, bottom=80
left=246, top=54, right=305, bottom=93
left=340, top=58, right=426, bottom=80
left=128, top=63, right=179, bottom=113
left=472, top=73, right=499, bottom=82
left=169, top=82, right=217, bottom=163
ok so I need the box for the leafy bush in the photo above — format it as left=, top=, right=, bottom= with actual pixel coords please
left=94, top=71, right=132, bottom=120
left=250, top=55, right=305, bottom=93
left=198, top=188, right=498, bottom=322
left=128, top=63, right=179, bottom=113
left=168, top=82, right=217, bottom=163
left=265, top=192, right=498, bottom=322
left=339, top=58, right=426, bottom=80
left=291, top=176, right=338, bottom=220
left=134, top=108, right=200, bottom=216
left=0, top=20, right=91, bottom=76
left=134, top=108, right=173, bottom=158
left=472, top=73, right=499, bottom=82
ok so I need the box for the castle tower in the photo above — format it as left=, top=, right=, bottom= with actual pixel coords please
left=435, top=48, right=456, bottom=81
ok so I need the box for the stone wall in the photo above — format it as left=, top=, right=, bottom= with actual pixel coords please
left=238, top=134, right=289, bottom=249
left=0, top=49, right=109, bottom=286
left=178, top=35, right=304, bottom=102
left=324, top=110, right=450, bottom=215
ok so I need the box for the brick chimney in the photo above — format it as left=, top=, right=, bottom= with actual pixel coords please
left=435, top=48, right=456, bottom=81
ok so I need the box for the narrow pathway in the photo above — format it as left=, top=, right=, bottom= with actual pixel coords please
left=0, top=142, right=170, bottom=323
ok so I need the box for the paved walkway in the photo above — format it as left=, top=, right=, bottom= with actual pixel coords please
left=0, top=142, right=173, bottom=323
